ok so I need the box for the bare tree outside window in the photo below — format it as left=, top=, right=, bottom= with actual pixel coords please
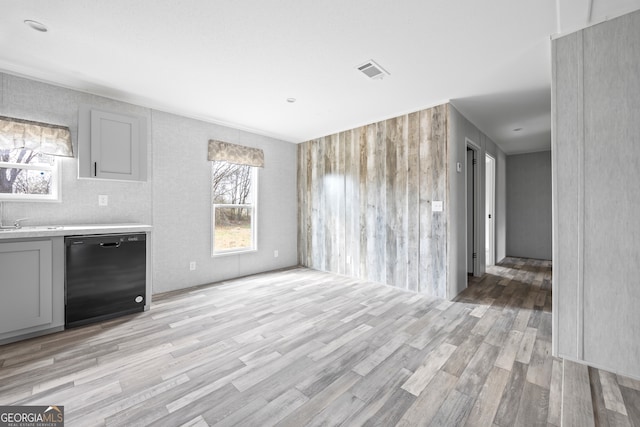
left=212, top=161, right=256, bottom=253
left=0, top=149, right=57, bottom=200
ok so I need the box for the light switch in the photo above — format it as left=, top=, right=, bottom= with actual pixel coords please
left=98, top=195, right=108, bottom=206
left=456, top=162, right=462, bottom=173
left=432, top=200, right=443, bottom=212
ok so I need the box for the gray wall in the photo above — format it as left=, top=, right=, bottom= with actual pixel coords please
left=506, top=151, right=552, bottom=260
left=0, top=72, right=298, bottom=294
left=553, top=9, right=640, bottom=379
left=448, top=104, right=506, bottom=298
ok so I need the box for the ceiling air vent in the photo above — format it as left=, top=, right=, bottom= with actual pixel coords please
left=357, top=60, right=390, bottom=80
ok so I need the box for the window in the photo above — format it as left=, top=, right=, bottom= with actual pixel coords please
left=212, top=161, right=257, bottom=255
left=0, top=148, right=59, bottom=201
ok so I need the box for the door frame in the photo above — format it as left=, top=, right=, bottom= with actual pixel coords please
left=485, top=153, right=496, bottom=266
left=466, top=138, right=481, bottom=278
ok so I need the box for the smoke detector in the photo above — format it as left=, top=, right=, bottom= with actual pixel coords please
left=356, top=60, right=390, bottom=80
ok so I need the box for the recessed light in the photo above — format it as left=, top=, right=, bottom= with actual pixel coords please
left=513, top=127, right=523, bottom=132
left=286, top=98, right=296, bottom=103
left=24, top=20, right=48, bottom=32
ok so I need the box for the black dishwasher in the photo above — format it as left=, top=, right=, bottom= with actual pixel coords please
left=65, top=233, right=146, bottom=328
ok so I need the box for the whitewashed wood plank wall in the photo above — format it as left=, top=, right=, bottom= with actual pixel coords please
left=298, top=104, right=449, bottom=298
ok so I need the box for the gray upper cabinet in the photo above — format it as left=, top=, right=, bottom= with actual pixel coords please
left=91, top=109, right=140, bottom=180
left=78, top=105, right=147, bottom=181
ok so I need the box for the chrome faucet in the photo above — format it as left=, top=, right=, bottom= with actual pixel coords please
left=0, top=203, right=29, bottom=230
left=13, top=218, right=29, bottom=229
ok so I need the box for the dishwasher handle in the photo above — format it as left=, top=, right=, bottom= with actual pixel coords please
left=100, top=242, right=121, bottom=248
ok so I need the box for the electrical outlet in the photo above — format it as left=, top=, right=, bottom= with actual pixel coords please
left=274, top=250, right=279, bottom=258
left=98, top=195, right=108, bottom=206
left=189, top=261, right=196, bottom=271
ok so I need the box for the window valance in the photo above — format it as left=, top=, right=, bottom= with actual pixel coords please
left=0, top=115, right=74, bottom=157
left=208, top=139, right=264, bottom=168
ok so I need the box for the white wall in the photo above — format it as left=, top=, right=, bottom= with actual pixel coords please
left=0, top=72, right=298, bottom=294
left=553, top=9, right=640, bottom=379
left=152, top=110, right=298, bottom=293
left=506, top=151, right=552, bottom=260
left=448, top=104, right=506, bottom=298
left=0, top=73, right=152, bottom=226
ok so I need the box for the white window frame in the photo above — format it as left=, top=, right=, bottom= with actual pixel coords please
left=0, top=152, right=61, bottom=202
left=211, top=164, right=258, bottom=256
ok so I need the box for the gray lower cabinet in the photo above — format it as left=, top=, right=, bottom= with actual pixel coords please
left=0, top=238, right=64, bottom=343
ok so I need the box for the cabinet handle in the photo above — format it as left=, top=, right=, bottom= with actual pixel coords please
left=100, top=242, right=121, bottom=248
left=94, top=162, right=97, bottom=176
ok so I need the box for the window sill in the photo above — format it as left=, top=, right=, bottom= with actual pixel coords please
left=212, top=248, right=257, bottom=258
left=0, top=197, right=62, bottom=203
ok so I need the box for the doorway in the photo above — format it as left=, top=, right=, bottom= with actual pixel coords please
left=466, top=140, right=480, bottom=280
left=485, top=154, right=496, bottom=266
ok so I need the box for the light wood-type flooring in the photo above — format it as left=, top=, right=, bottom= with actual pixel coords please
left=1, top=257, right=639, bottom=426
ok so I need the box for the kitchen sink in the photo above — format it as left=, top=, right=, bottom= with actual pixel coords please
left=0, top=225, right=64, bottom=231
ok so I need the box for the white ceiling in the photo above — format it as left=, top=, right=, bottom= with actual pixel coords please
left=1, top=0, right=639, bottom=154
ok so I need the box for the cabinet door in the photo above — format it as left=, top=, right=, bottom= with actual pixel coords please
left=0, top=240, right=53, bottom=334
left=91, top=109, right=140, bottom=180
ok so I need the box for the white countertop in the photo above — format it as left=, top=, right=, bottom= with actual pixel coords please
left=0, top=223, right=152, bottom=240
